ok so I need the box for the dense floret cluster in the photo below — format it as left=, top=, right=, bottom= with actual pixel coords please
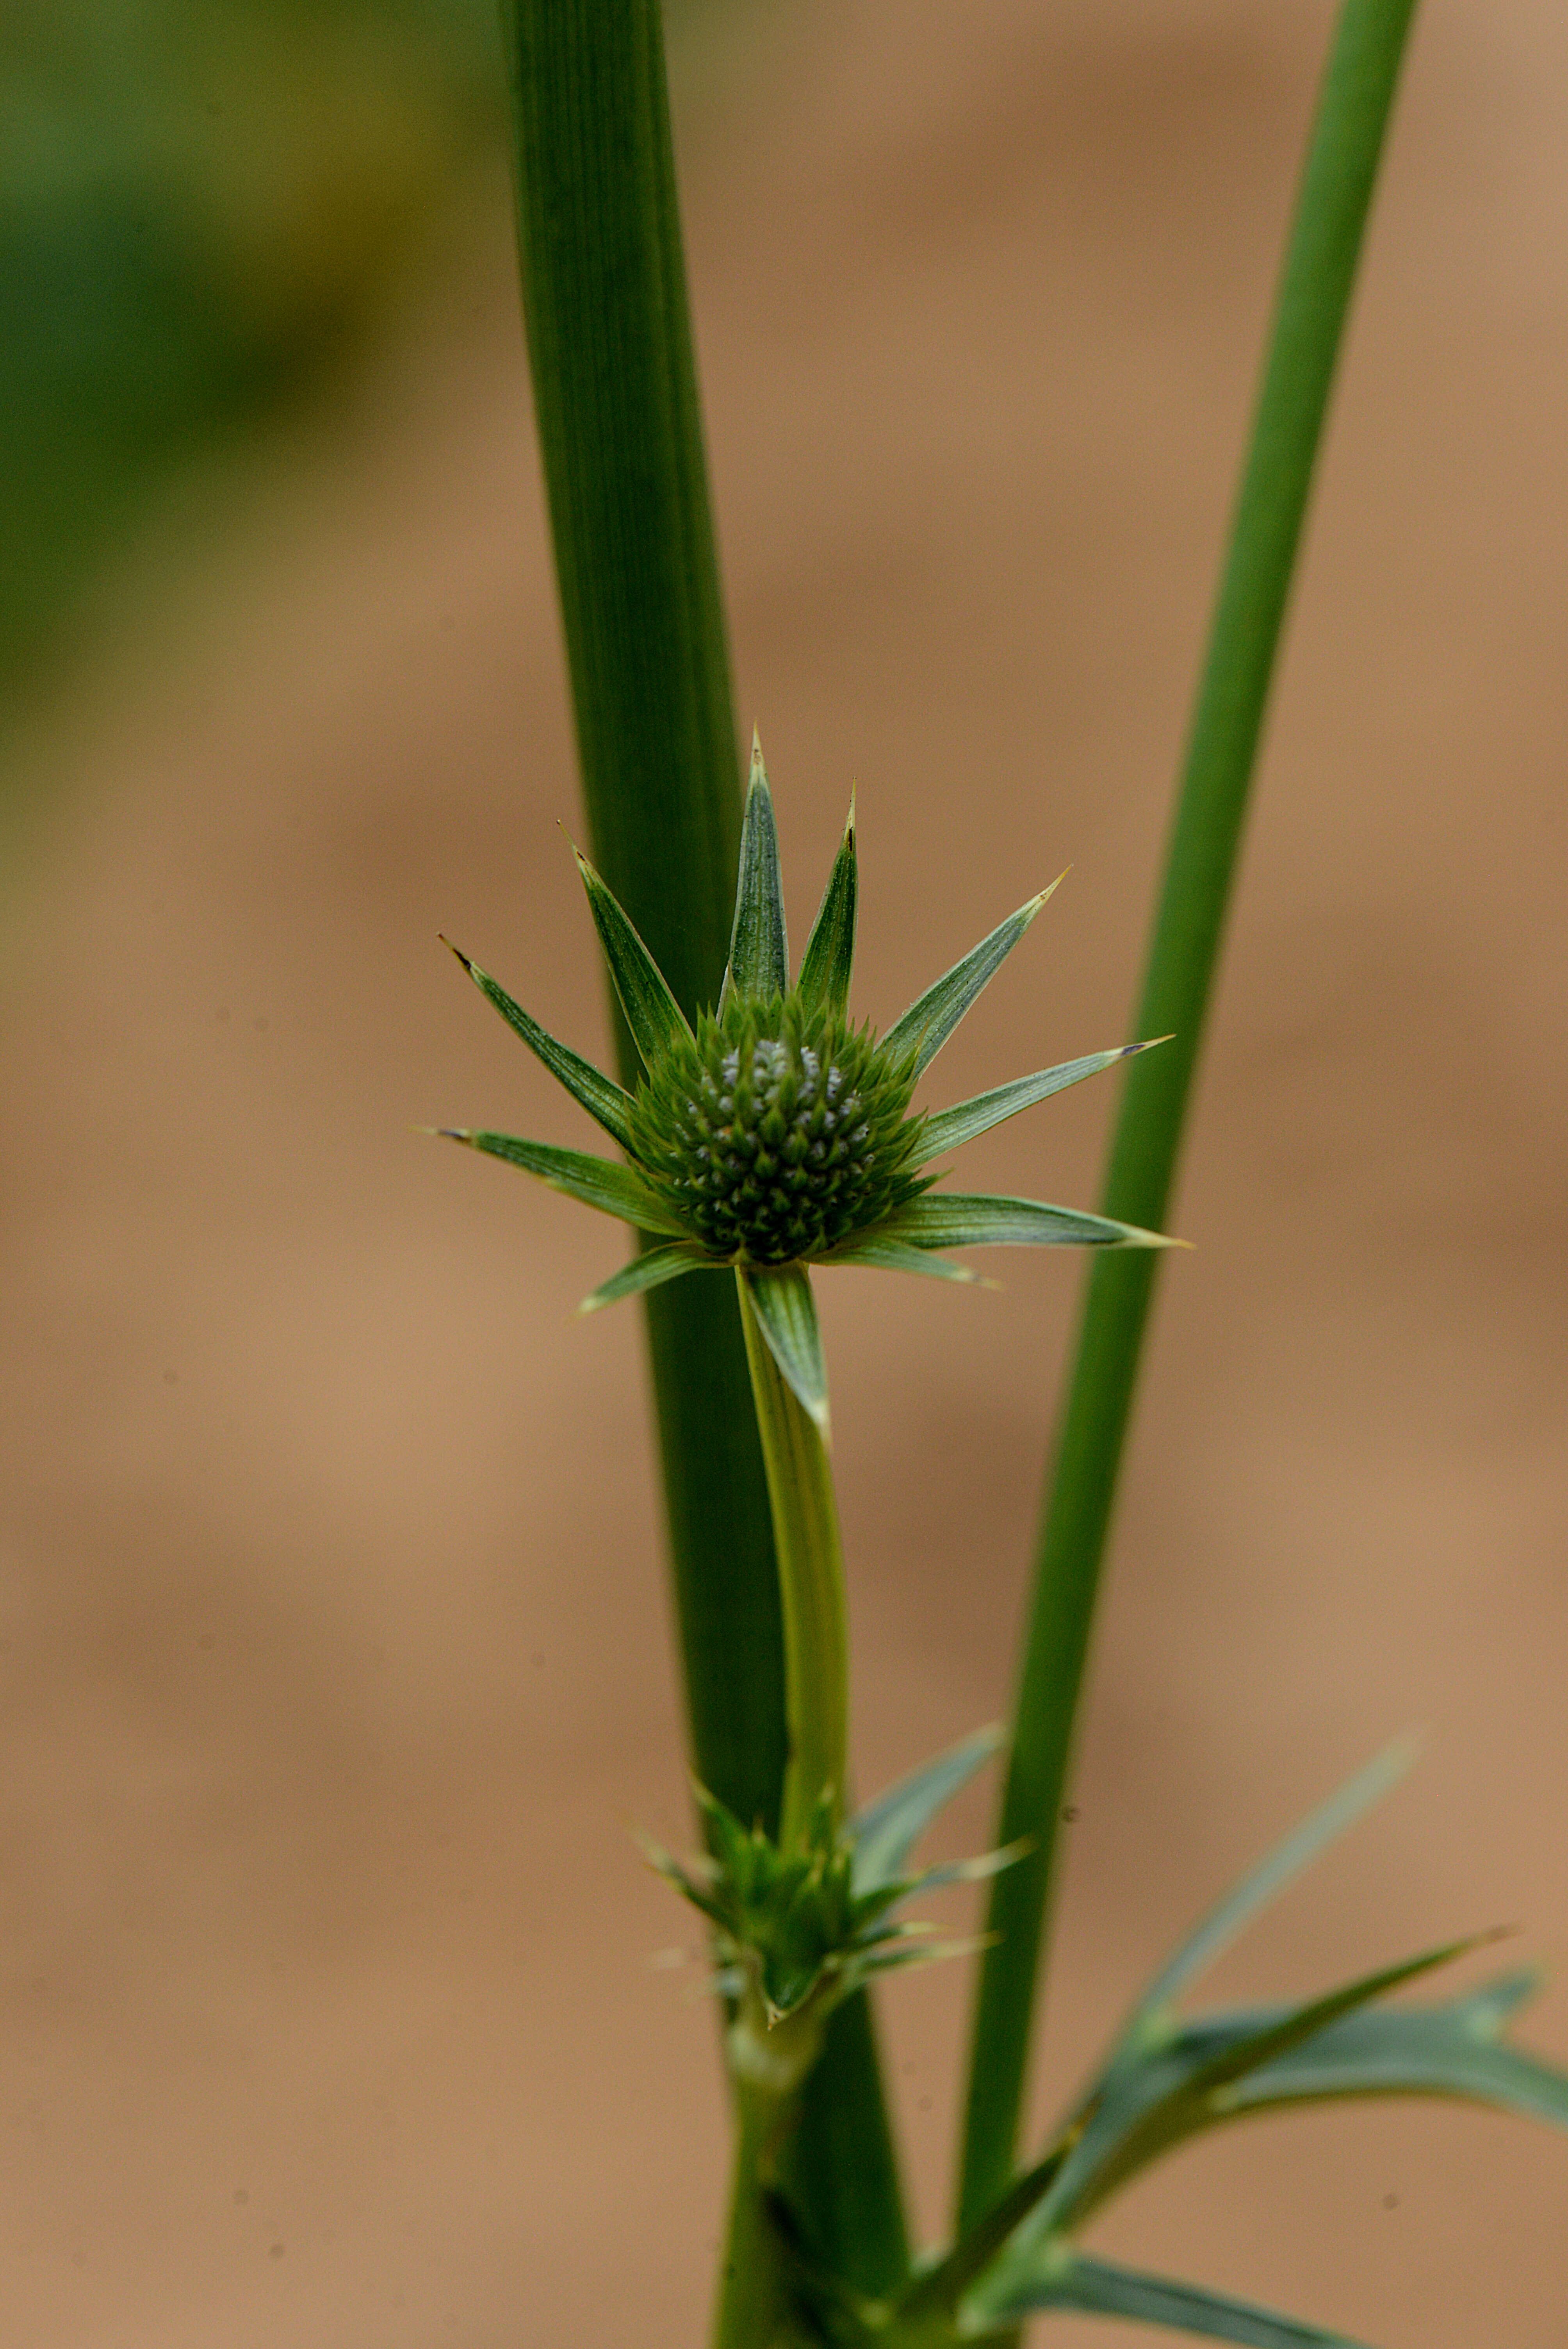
left=629, top=993, right=929, bottom=1264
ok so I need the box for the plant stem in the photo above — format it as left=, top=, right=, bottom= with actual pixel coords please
left=499, top=0, right=907, bottom=2290
left=956, top=0, right=1422, bottom=2234
left=736, top=1272, right=850, bottom=1850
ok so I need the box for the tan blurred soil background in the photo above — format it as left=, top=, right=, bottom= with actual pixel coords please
left=2, top=1, right=1567, bottom=2341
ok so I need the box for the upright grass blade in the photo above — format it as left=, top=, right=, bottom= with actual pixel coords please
left=958, top=0, right=1423, bottom=2234
left=501, top=0, right=906, bottom=2284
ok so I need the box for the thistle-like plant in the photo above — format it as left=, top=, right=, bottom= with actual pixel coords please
left=440, top=737, right=1175, bottom=1434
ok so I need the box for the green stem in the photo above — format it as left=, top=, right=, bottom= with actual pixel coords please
left=500, top=0, right=907, bottom=2292
left=956, top=0, right=1421, bottom=2234
left=710, top=2060, right=801, bottom=2349
left=736, top=1271, right=850, bottom=1851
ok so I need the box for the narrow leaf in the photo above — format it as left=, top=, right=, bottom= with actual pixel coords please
left=1042, top=1935, right=1488, bottom=2235
left=852, top=1725, right=1005, bottom=1895
left=440, top=1129, right=683, bottom=1233
left=892, top=2139, right=1075, bottom=2327
left=741, top=1263, right=829, bottom=1431
left=1122, top=1741, right=1418, bottom=2053
left=574, top=847, right=693, bottom=1068
left=984, top=2249, right=1372, bottom=2347
left=882, top=878, right=1060, bottom=1078
left=884, top=1192, right=1175, bottom=1252
left=721, top=736, right=789, bottom=1005
left=578, top=1242, right=715, bottom=1315
left=796, top=795, right=857, bottom=1019
left=819, top=1232, right=980, bottom=1284
left=914, top=1041, right=1170, bottom=1166
left=1216, top=1970, right=1568, bottom=2132
left=443, top=939, right=637, bottom=1153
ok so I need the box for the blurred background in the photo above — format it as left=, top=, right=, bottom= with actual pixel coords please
left=2, top=1, right=1566, bottom=2342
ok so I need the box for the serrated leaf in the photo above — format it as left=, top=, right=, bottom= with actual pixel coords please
left=913, top=1040, right=1168, bottom=1167
left=882, top=1192, right=1174, bottom=1252
left=796, top=796, right=857, bottom=1020
left=578, top=1242, right=715, bottom=1314
left=574, top=848, right=693, bottom=1068
left=978, top=2248, right=1372, bottom=2347
left=818, top=1232, right=980, bottom=1284
left=443, top=939, right=637, bottom=1153
left=721, top=736, right=790, bottom=1006
left=882, top=879, right=1060, bottom=1079
left=1121, top=1741, right=1418, bottom=2059
left=741, top=1263, right=829, bottom=1430
left=852, top=1726, right=1004, bottom=1895
left=440, top=1129, right=684, bottom=1233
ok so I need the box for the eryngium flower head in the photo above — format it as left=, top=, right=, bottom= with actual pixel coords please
left=629, top=995, right=926, bottom=1264
left=438, top=736, right=1176, bottom=1421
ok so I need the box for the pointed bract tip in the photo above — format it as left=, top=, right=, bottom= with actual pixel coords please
left=748, top=727, right=767, bottom=786
left=845, top=784, right=857, bottom=836
left=1126, top=1033, right=1176, bottom=1057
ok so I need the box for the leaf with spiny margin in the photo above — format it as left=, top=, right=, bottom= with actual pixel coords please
left=1019, top=1933, right=1490, bottom=2242
left=721, top=738, right=790, bottom=1008
left=883, top=1192, right=1174, bottom=1252
left=443, top=939, right=636, bottom=1153
left=882, top=878, right=1060, bottom=1079
left=1192, top=1968, right=1568, bottom=2132
left=796, top=796, right=857, bottom=1020
left=573, top=848, right=693, bottom=1069
left=818, top=1232, right=980, bottom=1284
left=913, top=1040, right=1169, bottom=1167
left=976, top=2247, right=1372, bottom=2347
left=1115, top=1742, right=1417, bottom=2066
left=578, top=1242, right=715, bottom=1315
left=440, top=1130, right=684, bottom=1233
left=741, top=1262, right=829, bottom=1430
left=851, top=1725, right=1004, bottom=1896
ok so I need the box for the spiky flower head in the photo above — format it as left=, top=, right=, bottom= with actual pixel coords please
left=629, top=994, right=927, bottom=1265
left=438, top=736, right=1176, bottom=1424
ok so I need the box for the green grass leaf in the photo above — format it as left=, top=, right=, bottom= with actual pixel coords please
left=796, top=797, right=857, bottom=1021
left=883, top=1193, right=1174, bottom=1252
left=980, top=2248, right=1372, bottom=2346
left=741, top=1263, right=829, bottom=1431
left=574, top=847, right=694, bottom=1068
left=578, top=1242, right=716, bottom=1314
left=882, top=880, right=1059, bottom=1079
left=913, top=1041, right=1168, bottom=1167
left=440, top=1128, right=683, bottom=1232
left=852, top=1726, right=1004, bottom=1896
left=443, top=939, right=637, bottom=1153
left=722, top=739, right=789, bottom=1006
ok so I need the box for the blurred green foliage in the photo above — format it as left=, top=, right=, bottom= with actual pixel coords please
left=0, top=0, right=503, bottom=682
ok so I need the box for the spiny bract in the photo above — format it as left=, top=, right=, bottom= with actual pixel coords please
left=438, top=736, right=1175, bottom=1423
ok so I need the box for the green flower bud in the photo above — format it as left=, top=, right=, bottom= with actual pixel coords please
left=628, top=991, right=929, bottom=1264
